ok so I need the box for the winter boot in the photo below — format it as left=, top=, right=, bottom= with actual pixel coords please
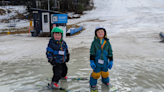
left=90, top=85, right=97, bottom=92
left=64, top=76, right=68, bottom=79
left=51, top=82, right=59, bottom=88
left=105, top=83, right=118, bottom=91
left=61, top=76, right=68, bottom=80
left=106, top=83, right=109, bottom=86
left=105, top=83, right=113, bottom=88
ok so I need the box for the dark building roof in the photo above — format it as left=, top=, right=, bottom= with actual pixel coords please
left=0, top=0, right=23, bottom=1
left=30, top=8, right=62, bottom=14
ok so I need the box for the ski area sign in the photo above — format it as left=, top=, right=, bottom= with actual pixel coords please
left=51, top=14, right=68, bottom=23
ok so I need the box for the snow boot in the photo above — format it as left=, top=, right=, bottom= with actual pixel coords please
left=105, top=83, right=119, bottom=91
left=51, top=82, right=59, bottom=88
left=90, top=85, right=97, bottom=92
left=61, top=76, right=68, bottom=80
left=105, top=83, right=113, bottom=88
left=106, top=83, right=110, bottom=86
left=64, top=76, right=68, bottom=79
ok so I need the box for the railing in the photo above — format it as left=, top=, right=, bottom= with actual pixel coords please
left=70, top=26, right=83, bottom=35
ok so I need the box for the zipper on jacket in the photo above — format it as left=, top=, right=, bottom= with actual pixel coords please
left=59, top=41, right=64, bottom=63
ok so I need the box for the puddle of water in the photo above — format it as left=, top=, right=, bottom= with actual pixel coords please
left=0, top=47, right=164, bottom=92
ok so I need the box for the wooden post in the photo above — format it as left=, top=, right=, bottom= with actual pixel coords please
left=29, top=21, right=33, bottom=36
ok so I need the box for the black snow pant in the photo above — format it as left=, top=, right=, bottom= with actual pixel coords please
left=52, top=62, right=68, bottom=83
left=62, top=62, right=68, bottom=77
left=52, top=63, right=62, bottom=83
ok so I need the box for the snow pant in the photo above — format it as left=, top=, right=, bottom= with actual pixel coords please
left=52, top=63, right=62, bottom=83
left=89, top=67, right=109, bottom=86
left=62, top=62, right=68, bottom=77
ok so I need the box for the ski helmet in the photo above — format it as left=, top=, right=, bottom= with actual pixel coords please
left=51, top=27, right=63, bottom=40
left=95, top=26, right=107, bottom=38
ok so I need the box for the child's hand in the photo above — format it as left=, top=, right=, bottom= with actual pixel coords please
left=48, top=57, right=53, bottom=62
left=90, top=60, right=96, bottom=70
left=108, top=60, right=113, bottom=69
left=65, top=54, right=70, bottom=62
left=48, top=58, right=56, bottom=66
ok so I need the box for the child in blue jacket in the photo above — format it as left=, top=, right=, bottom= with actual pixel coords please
left=46, top=27, right=70, bottom=88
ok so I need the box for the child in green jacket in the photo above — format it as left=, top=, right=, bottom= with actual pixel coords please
left=89, top=26, right=113, bottom=91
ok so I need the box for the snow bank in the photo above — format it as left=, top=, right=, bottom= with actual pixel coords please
left=0, top=6, right=27, bottom=20
left=0, top=6, right=29, bottom=31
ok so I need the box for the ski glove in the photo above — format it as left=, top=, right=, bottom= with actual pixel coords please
left=65, top=54, right=70, bottom=62
left=48, top=58, right=56, bottom=66
left=90, top=60, right=96, bottom=70
left=108, top=60, right=113, bottom=69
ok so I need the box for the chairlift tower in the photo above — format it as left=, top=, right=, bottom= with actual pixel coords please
left=48, top=0, right=50, bottom=10
left=73, top=0, right=79, bottom=13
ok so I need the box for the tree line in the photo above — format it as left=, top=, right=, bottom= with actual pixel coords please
left=36, top=0, right=93, bottom=14
left=0, top=0, right=93, bottom=14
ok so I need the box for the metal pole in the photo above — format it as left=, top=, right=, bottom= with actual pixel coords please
left=55, top=0, right=57, bottom=8
left=58, top=1, right=60, bottom=9
left=48, top=0, right=50, bottom=10
left=2, top=0, right=4, bottom=6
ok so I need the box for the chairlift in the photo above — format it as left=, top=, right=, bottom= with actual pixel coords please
left=8, top=15, right=16, bottom=27
left=74, top=0, right=79, bottom=4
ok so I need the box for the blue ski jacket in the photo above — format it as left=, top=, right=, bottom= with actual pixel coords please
left=46, top=39, right=68, bottom=63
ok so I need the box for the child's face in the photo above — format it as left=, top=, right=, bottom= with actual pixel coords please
left=96, top=29, right=105, bottom=38
left=53, top=32, right=62, bottom=40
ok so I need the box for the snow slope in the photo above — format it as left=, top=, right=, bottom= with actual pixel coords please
left=69, top=0, right=164, bottom=36
left=0, top=6, right=29, bottom=32
left=0, top=6, right=27, bottom=20
left=1, top=0, right=164, bottom=62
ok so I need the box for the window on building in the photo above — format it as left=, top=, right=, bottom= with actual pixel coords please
left=44, top=15, right=48, bottom=23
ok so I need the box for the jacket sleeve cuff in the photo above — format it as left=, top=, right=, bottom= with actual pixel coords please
left=90, top=55, right=95, bottom=61
left=108, top=56, right=113, bottom=61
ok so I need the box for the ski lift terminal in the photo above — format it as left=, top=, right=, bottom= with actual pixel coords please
left=30, top=8, right=68, bottom=37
